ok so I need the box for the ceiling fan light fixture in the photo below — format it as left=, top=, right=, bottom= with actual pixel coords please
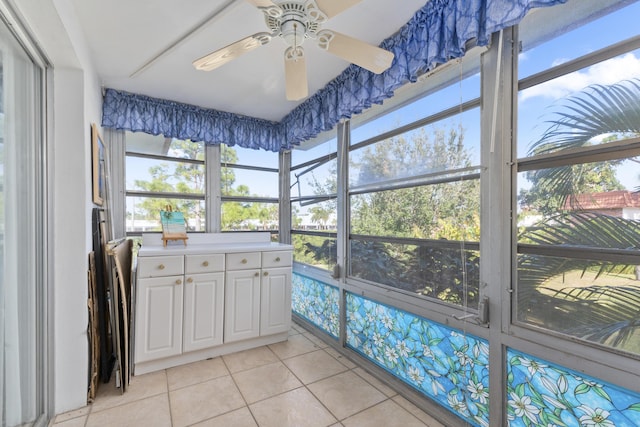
left=285, top=45, right=304, bottom=61
left=281, top=20, right=306, bottom=48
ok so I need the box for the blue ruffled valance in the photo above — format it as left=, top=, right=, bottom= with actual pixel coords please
left=102, top=0, right=565, bottom=152
left=101, top=89, right=283, bottom=152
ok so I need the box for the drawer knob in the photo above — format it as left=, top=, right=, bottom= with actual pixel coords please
left=158, top=264, right=165, bottom=270
left=263, top=271, right=269, bottom=276
left=175, top=279, right=182, bottom=285
left=202, top=261, right=209, bottom=267
left=241, top=259, right=248, bottom=264
left=254, top=272, right=259, bottom=277
left=275, top=257, right=281, bottom=262
left=187, top=277, right=193, bottom=283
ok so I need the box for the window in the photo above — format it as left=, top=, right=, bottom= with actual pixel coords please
left=348, top=71, right=482, bottom=308
left=125, top=136, right=280, bottom=236
left=515, top=2, right=640, bottom=355
left=126, top=132, right=205, bottom=233
left=351, top=69, right=481, bottom=145
left=291, top=138, right=338, bottom=271
left=220, top=144, right=279, bottom=235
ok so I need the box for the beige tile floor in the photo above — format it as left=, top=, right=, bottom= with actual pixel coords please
left=51, top=323, right=446, bottom=427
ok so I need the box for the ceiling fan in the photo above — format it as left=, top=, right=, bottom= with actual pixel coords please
left=192, top=0, right=395, bottom=101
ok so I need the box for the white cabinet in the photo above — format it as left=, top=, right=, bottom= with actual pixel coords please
left=183, top=272, right=225, bottom=352
left=224, top=269, right=261, bottom=343
left=136, top=277, right=184, bottom=362
left=183, top=253, right=225, bottom=352
left=261, top=251, right=292, bottom=336
left=135, top=255, right=184, bottom=363
left=224, top=250, right=292, bottom=343
left=134, top=237, right=292, bottom=374
left=261, top=266, right=292, bottom=336
left=135, top=253, right=225, bottom=362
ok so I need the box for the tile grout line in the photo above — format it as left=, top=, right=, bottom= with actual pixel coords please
left=305, top=351, right=393, bottom=426
left=275, top=343, right=387, bottom=425
left=294, top=330, right=432, bottom=426
left=255, top=334, right=341, bottom=425
left=221, top=354, right=262, bottom=427
left=281, top=348, right=342, bottom=426
left=165, top=369, right=175, bottom=427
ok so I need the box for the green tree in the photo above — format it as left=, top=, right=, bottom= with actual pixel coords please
left=132, top=142, right=278, bottom=231
left=221, top=145, right=239, bottom=196
left=220, top=147, right=278, bottom=230
left=309, top=205, right=332, bottom=229
left=133, top=139, right=205, bottom=230
left=352, top=125, right=480, bottom=240
left=519, top=140, right=625, bottom=217
left=517, top=79, right=640, bottom=353
left=519, top=80, right=640, bottom=217
left=303, top=124, right=482, bottom=307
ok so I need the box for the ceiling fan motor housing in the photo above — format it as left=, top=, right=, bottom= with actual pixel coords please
left=264, top=1, right=326, bottom=47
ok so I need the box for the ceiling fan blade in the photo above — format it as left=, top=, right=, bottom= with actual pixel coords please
left=284, top=47, right=308, bottom=101
left=316, top=30, right=394, bottom=74
left=193, top=33, right=272, bottom=71
left=244, top=0, right=276, bottom=8
left=315, top=0, right=361, bottom=18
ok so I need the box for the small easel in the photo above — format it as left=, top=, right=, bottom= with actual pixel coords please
left=160, top=205, right=188, bottom=247
left=161, top=232, right=188, bottom=247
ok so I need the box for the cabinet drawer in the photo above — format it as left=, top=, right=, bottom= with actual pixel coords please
left=262, top=251, right=292, bottom=268
left=226, top=252, right=261, bottom=270
left=137, top=256, right=184, bottom=278
left=185, top=253, right=225, bottom=274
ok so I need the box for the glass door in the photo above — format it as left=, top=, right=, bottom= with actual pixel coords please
left=0, top=7, right=47, bottom=427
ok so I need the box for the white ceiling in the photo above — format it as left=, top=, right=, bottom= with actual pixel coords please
left=69, top=0, right=428, bottom=122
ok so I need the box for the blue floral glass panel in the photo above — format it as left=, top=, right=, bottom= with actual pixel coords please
left=291, top=273, right=340, bottom=338
left=507, top=349, right=640, bottom=426
left=346, top=292, right=490, bottom=426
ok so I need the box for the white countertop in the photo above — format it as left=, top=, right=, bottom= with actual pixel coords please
left=138, top=241, right=293, bottom=257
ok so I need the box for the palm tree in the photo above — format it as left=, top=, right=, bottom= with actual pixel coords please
left=309, top=206, right=331, bottom=230
left=519, top=79, right=640, bottom=354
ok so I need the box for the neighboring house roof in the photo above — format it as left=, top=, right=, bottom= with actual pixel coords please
left=564, top=190, right=640, bottom=210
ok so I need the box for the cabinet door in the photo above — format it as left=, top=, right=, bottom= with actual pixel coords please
left=183, top=272, right=225, bottom=352
left=135, top=276, right=183, bottom=363
left=224, top=269, right=261, bottom=343
left=260, top=267, right=292, bottom=336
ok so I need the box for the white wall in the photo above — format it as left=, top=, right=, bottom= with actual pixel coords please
left=52, top=68, right=89, bottom=414
left=623, top=207, right=640, bottom=220
left=15, top=0, right=104, bottom=414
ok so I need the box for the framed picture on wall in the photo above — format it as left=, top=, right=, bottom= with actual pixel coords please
left=91, top=123, right=106, bottom=206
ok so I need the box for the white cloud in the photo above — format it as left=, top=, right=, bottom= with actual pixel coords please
left=520, top=52, right=640, bottom=102
left=551, top=57, right=569, bottom=67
